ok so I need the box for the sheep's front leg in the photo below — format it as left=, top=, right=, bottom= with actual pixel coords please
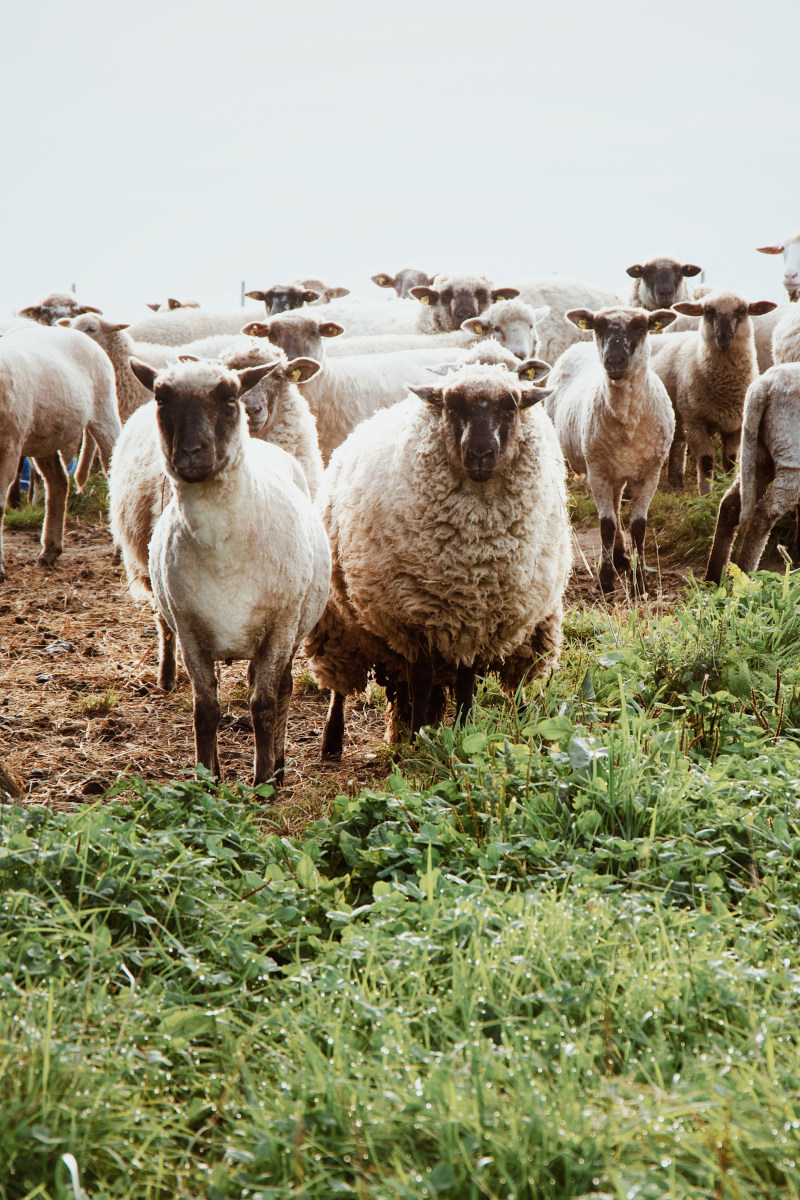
left=0, top=450, right=22, bottom=580
left=454, top=663, right=476, bottom=726
left=684, top=421, right=717, bottom=495
left=738, top=469, right=800, bottom=575
left=705, top=480, right=741, bottom=584
left=156, top=611, right=177, bottom=691
left=271, top=656, right=295, bottom=785
left=627, top=473, right=660, bottom=596
left=667, top=414, right=687, bottom=489
left=322, top=691, right=346, bottom=760
left=587, top=471, right=618, bottom=595
left=179, top=633, right=220, bottom=778
left=250, top=643, right=294, bottom=786
left=410, top=654, right=434, bottom=733
left=32, top=454, right=69, bottom=567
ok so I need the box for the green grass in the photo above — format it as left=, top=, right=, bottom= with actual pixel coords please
left=3, top=470, right=109, bottom=530
left=5, top=570, right=800, bottom=1197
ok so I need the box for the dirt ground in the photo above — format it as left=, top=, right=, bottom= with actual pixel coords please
left=0, top=511, right=702, bottom=821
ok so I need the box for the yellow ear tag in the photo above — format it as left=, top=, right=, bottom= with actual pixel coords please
left=420, top=295, right=430, bottom=305
left=292, top=369, right=302, bottom=382
left=578, top=318, right=588, bottom=330
left=653, top=321, right=662, bottom=332
left=474, top=323, right=483, bottom=334
left=379, top=277, right=387, bottom=285
left=525, top=368, right=535, bottom=381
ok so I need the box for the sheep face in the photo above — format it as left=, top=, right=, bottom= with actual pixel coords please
left=626, top=258, right=702, bottom=310
left=293, top=278, right=350, bottom=304
left=673, top=292, right=777, bottom=351
left=245, top=284, right=319, bottom=316
left=241, top=358, right=320, bottom=435
left=60, top=313, right=129, bottom=350
left=567, top=306, right=676, bottom=380
left=756, top=235, right=800, bottom=301
left=462, top=300, right=544, bottom=361
left=17, top=292, right=102, bottom=324
left=410, top=274, right=520, bottom=331
left=242, top=313, right=343, bottom=360
left=409, top=368, right=547, bottom=483
left=371, top=268, right=433, bottom=298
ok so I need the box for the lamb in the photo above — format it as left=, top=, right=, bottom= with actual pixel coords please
left=305, top=360, right=571, bottom=758
left=242, top=311, right=464, bottom=462
left=508, top=276, right=621, bottom=364
left=127, top=304, right=264, bottom=346
left=648, top=290, right=777, bottom=493
left=111, top=358, right=330, bottom=785
left=0, top=325, right=120, bottom=579
left=756, top=233, right=800, bottom=302
left=706, top=364, right=800, bottom=583
left=371, top=268, right=434, bottom=299
left=324, top=299, right=549, bottom=361
left=771, top=306, right=800, bottom=365
left=625, top=256, right=703, bottom=309
left=410, top=272, right=519, bottom=333
left=545, top=306, right=677, bottom=595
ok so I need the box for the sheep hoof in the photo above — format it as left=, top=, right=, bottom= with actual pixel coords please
left=37, top=547, right=62, bottom=569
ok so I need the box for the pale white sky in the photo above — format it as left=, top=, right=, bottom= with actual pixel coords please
left=2, top=0, right=796, bottom=319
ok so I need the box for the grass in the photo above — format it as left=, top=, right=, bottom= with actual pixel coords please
left=4, top=567, right=800, bottom=1196
left=3, top=470, right=109, bottom=530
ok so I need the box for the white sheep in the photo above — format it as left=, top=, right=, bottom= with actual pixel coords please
left=371, top=268, right=434, bottom=299
left=771, top=305, right=800, bottom=365
left=410, top=272, right=519, bottom=333
left=111, top=357, right=330, bottom=784
left=127, top=304, right=265, bottom=347
left=0, top=325, right=120, bottom=579
left=648, top=290, right=777, bottom=493
left=241, top=311, right=463, bottom=463
left=706, top=363, right=800, bottom=582
left=508, top=276, right=621, bottom=364
left=291, top=295, right=421, bottom=339
left=625, top=255, right=703, bottom=309
left=305, top=360, right=571, bottom=757
left=545, top=306, right=677, bottom=595
left=756, top=233, right=800, bottom=302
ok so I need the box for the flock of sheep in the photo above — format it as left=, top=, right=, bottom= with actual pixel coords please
left=4, top=235, right=800, bottom=784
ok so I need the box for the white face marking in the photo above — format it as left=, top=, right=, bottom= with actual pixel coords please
left=783, top=240, right=800, bottom=291
left=498, top=320, right=534, bottom=359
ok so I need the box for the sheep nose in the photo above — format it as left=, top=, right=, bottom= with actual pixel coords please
left=785, top=271, right=799, bottom=285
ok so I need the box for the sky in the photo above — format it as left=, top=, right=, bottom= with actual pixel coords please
left=1, top=0, right=797, bottom=319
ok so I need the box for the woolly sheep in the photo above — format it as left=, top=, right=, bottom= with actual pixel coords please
left=756, top=233, right=800, bottom=301
left=509, top=276, right=620, bottom=364
left=245, top=283, right=321, bottom=315
left=242, top=311, right=464, bottom=463
left=114, top=358, right=330, bottom=784
left=648, top=290, right=777, bottom=493
left=545, top=306, right=677, bottom=595
left=410, top=272, right=519, bottom=333
left=772, top=305, right=800, bottom=365
left=306, top=360, right=571, bottom=757
left=291, top=295, right=421, bottom=339
left=371, top=268, right=434, bottom=299
left=625, top=256, right=703, bottom=309
left=666, top=300, right=787, bottom=373
left=706, top=364, right=800, bottom=583
left=127, top=304, right=264, bottom=346
left=0, top=325, right=120, bottom=579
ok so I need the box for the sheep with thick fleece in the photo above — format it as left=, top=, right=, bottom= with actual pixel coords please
left=242, top=311, right=463, bottom=463
left=306, top=360, right=571, bottom=756
left=648, top=290, right=777, bottom=493
left=0, top=325, right=119, bottom=579
left=545, top=306, right=677, bottom=595
left=371, top=268, right=434, bottom=299
left=756, top=233, right=800, bottom=301
left=410, top=272, right=519, bottom=334
left=625, top=256, right=703, bottom=309
left=706, top=364, right=800, bottom=582
left=127, top=304, right=264, bottom=346
left=772, top=306, right=800, bottom=365
left=113, top=358, right=330, bottom=784
left=508, top=276, right=620, bottom=364
left=292, top=296, right=421, bottom=339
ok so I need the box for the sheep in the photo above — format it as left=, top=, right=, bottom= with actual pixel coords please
left=544, top=306, right=677, bottom=595
left=625, top=256, right=703, bottom=309
left=112, top=358, right=330, bottom=784
left=756, top=233, right=800, bottom=301
left=127, top=304, right=265, bottom=346
left=648, top=290, right=777, bottom=493
left=409, top=272, right=519, bottom=334
left=60, top=314, right=181, bottom=421
left=242, top=311, right=464, bottom=463
left=244, top=283, right=321, bottom=315
left=17, top=291, right=102, bottom=324
left=0, top=325, right=120, bottom=579
left=293, top=278, right=350, bottom=305
left=371, top=268, right=434, bottom=299
left=706, top=364, right=800, bottom=583
left=324, top=299, right=549, bottom=361
left=667, top=303, right=788, bottom=373
left=772, top=305, right=800, bottom=365
left=508, top=276, right=621, bottom=364
left=290, top=295, right=421, bottom=339
left=305, top=360, right=571, bottom=758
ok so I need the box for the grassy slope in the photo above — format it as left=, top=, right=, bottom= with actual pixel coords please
left=3, top=569, right=800, bottom=1198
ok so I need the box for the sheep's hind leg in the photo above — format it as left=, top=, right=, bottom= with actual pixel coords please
left=32, top=453, right=69, bottom=568
left=454, top=664, right=476, bottom=726
left=410, top=654, right=434, bottom=733
left=270, top=656, right=295, bottom=785
left=705, top=480, right=741, bottom=584
left=737, top=470, right=800, bottom=575
left=156, top=611, right=177, bottom=691
left=322, top=691, right=346, bottom=759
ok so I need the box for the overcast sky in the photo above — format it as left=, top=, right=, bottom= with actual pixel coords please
left=2, top=0, right=797, bottom=319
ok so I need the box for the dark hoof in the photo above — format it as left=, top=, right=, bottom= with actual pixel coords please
left=37, top=549, right=62, bottom=569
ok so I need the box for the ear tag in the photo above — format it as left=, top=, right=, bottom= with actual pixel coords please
left=292, top=368, right=302, bottom=382
left=525, top=368, right=535, bottom=381
left=246, top=327, right=258, bottom=337
left=379, top=277, right=387, bottom=285
left=653, top=321, right=662, bottom=332
left=474, top=323, right=483, bottom=334
left=578, top=318, right=588, bottom=330
left=420, top=295, right=430, bottom=305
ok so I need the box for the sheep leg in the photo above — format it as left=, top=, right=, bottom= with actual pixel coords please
left=454, top=663, right=476, bottom=726
left=7, top=460, right=24, bottom=510
left=270, top=656, right=295, bottom=785
left=627, top=474, right=660, bottom=595
left=667, top=417, right=687, bottom=489
left=588, top=472, right=618, bottom=595
left=385, top=677, right=411, bottom=744
left=0, top=451, right=22, bottom=580
left=705, top=480, right=741, bottom=584
left=738, top=470, right=800, bottom=574
left=612, top=480, right=630, bottom=572
left=32, top=453, right=69, bottom=568
left=684, top=421, right=716, bottom=495
left=250, top=646, right=294, bottom=787
left=156, top=611, right=177, bottom=691
left=179, top=636, right=220, bottom=778
left=322, top=691, right=346, bottom=760
left=721, top=430, right=740, bottom=475
left=410, top=654, right=434, bottom=733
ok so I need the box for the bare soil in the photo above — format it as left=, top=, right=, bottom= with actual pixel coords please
left=0, top=513, right=704, bottom=821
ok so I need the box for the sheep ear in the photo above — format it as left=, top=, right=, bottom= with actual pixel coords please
left=517, top=358, right=551, bottom=384
left=648, top=309, right=677, bottom=331
left=108, top=321, right=130, bottom=332
left=425, top=363, right=455, bottom=377
left=285, top=356, right=321, bottom=384
left=518, top=385, right=551, bottom=409
left=461, top=317, right=487, bottom=335
left=532, top=305, right=550, bottom=322
left=17, top=305, right=43, bottom=320
left=748, top=300, right=779, bottom=316
left=147, top=303, right=160, bottom=311
left=302, top=290, right=320, bottom=304
left=178, top=354, right=199, bottom=362
left=672, top=301, right=704, bottom=317
left=566, top=309, right=595, bottom=331
left=56, top=317, right=72, bottom=328
left=626, top=264, right=645, bottom=279
left=75, top=304, right=102, bottom=315
left=371, top=273, right=396, bottom=289
left=167, top=298, right=182, bottom=310
left=410, top=286, right=439, bottom=307
left=242, top=322, right=271, bottom=338
left=319, top=322, right=344, bottom=338
left=408, top=383, right=444, bottom=407
left=492, top=287, right=519, bottom=302
left=245, top=290, right=268, bottom=302
left=681, top=264, right=702, bottom=277
left=237, top=364, right=277, bottom=395
left=756, top=244, right=785, bottom=255
left=129, top=357, right=159, bottom=391
left=329, top=287, right=350, bottom=299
